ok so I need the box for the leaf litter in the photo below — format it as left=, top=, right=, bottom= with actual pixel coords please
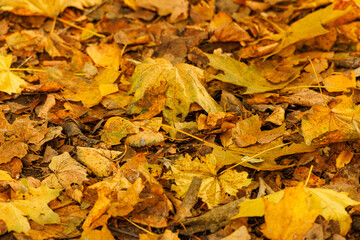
left=1, top=0, right=360, bottom=239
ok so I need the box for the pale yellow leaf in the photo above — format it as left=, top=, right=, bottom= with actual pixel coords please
left=0, top=53, right=27, bottom=94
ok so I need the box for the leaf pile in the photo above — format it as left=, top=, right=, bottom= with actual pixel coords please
left=1, top=0, right=360, bottom=239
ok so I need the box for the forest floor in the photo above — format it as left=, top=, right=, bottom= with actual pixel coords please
left=1, top=0, right=360, bottom=239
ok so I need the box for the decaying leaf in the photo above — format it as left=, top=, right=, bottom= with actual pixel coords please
left=0, top=110, right=48, bottom=164
left=125, top=0, right=189, bottom=23
left=101, top=116, right=139, bottom=145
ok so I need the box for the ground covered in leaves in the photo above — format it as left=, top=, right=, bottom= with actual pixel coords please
left=1, top=0, right=360, bottom=239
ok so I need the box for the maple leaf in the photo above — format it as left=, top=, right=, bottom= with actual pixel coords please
left=163, top=154, right=251, bottom=209
left=262, top=184, right=320, bottom=240
left=0, top=111, right=48, bottom=164
left=206, top=53, right=300, bottom=94
left=42, top=152, right=88, bottom=189
left=0, top=180, right=61, bottom=234
left=0, top=53, right=27, bottom=94
left=127, top=58, right=222, bottom=126
left=301, top=95, right=360, bottom=145
left=233, top=183, right=359, bottom=236
left=0, top=0, right=102, bottom=17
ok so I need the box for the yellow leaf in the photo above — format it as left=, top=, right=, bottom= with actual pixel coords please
left=234, top=184, right=360, bottom=236
left=0, top=202, right=31, bottom=234
left=108, top=178, right=144, bottom=217
left=82, top=188, right=111, bottom=230
left=81, top=23, right=96, bottom=41
left=0, top=170, right=15, bottom=181
left=62, top=68, right=120, bottom=107
left=306, top=187, right=359, bottom=235
left=163, top=154, right=251, bottom=209
left=0, top=0, right=102, bottom=17
left=0, top=180, right=61, bottom=234
left=262, top=183, right=320, bottom=240
left=0, top=53, right=27, bottom=94
left=335, top=150, right=354, bottom=169
left=323, top=72, right=356, bottom=92
left=77, top=147, right=121, bottom=177
left=80, top=225, right=115, bottom=240
left=206, top=53, right=300, bottom=94
left=86, top=43, right=122, bottom=70
left=265, top=1, right=355, bottom=55
left=101, top=116, right=139, bottom=145
left=301, top=95, right=360, bottom=145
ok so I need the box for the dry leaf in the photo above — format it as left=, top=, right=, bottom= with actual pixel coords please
left=42, top=152, right=88, bottom=189
left=163, top=154, right=251, bottom=209
left=0, top=53, right=27, bottom=94
left=262, top=184, right=319, bottom=240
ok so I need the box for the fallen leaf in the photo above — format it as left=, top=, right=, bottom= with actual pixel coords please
left=323, top=72, right=356, bottom=92
left=0, top=180, right=61, bottom=234
left=301, top=95, right=360, bottom=145
left=80, top=225, right=115, bottom=240
left=101, top=116, right=139, bottom=145
left=264, top=1, right=356, bottom=55
left=206, top=53, right=300, bottom=94
left=221, top=225, right=251, bottom=240
left=233, top=183, right=359, bottom=236
left=0, top=53, right=27, bottom=94
left=107, top=178, right=144, bottom=217
left=127, top=58, right=222, bottom=126
left=77, top=147, right=121, bottom=177
left=335, top=150, right=354, bottom=169
left=42, top=152, right=88, bottom=189
left=163, top=154, right=251, bottom=209
left=0, top=0, right=102, bottom=17
left=130, top=0, right=188, bottom=23
left=262, top=183, right=319, bottom=240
